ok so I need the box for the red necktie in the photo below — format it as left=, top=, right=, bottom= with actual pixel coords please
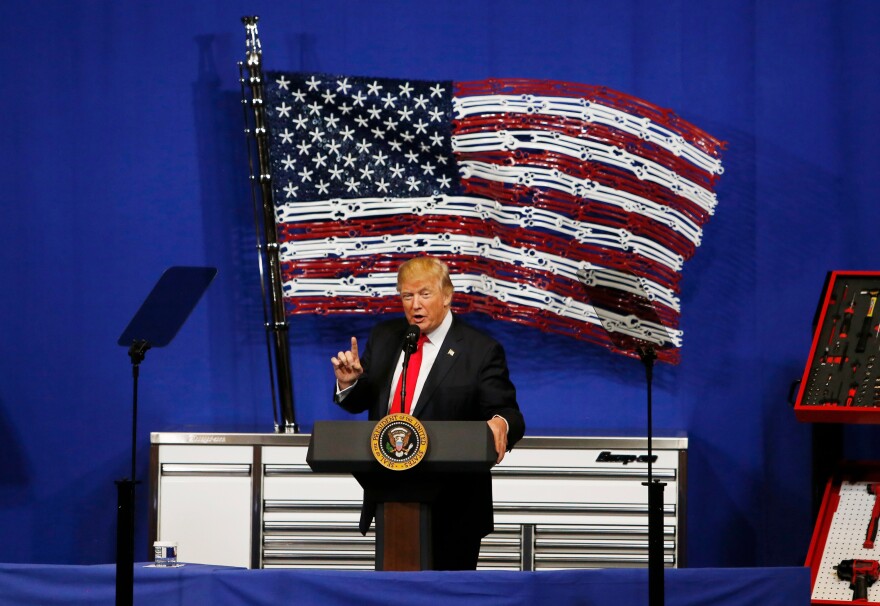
left=390, top=335, right=428, bottom=415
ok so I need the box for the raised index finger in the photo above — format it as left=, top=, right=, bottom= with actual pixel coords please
left=350, top=336, right=359, bottom=359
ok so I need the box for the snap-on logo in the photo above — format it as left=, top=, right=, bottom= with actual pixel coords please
left=185, top=434, right=227, bottom=444
left=596, top=451, right=657, bottom=465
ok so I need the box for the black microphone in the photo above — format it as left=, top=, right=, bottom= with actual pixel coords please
left=403, top=324, right=420, bottom=354
left=397, top=325, right=421, bottom=414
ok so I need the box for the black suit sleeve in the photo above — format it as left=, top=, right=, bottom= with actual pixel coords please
left=475, top=340, right=525, bottom=448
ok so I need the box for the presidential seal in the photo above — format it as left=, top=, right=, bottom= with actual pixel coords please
left=370, top=413, right=429, bottom=471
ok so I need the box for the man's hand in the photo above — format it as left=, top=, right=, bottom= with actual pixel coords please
left=331, top=336, right=364, bottom=390
left=487, top=416, right=509, bottom=464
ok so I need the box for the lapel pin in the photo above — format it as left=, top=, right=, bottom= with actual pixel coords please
left=447, top=349, right=455, bottom=356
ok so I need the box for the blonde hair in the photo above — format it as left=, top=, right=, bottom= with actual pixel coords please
left=396, top=256, right=454, bottom=296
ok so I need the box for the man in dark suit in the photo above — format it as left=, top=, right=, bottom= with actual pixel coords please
left=331, top=256, right=525, bottom=570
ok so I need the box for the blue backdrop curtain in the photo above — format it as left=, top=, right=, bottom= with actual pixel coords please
left=1, top=0, right=877, bottom=568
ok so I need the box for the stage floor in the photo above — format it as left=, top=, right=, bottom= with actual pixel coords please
left=0, top=562, right=809, bottom=606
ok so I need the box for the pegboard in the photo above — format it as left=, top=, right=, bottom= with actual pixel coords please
left=811, top=481, right=880, bottom=603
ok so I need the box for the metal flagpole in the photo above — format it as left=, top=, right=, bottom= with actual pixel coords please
left=240, top=15, right=298, bottom=433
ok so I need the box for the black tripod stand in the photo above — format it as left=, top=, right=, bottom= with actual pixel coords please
left=638, top=344, right=666, bottom=606
left=115, top=266, right=216, bottom=606
left=578, top=270, right=674, bottom=606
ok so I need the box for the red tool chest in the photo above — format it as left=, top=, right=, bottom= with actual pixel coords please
left=795, top=271, right=880, bottom=423
left=797, top=272, right=880, bottom=602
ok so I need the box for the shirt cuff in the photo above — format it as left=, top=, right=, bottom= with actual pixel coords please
left=336, top=380, right=357, bottom=400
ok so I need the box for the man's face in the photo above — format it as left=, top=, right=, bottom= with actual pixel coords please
left=399, top=275, right=451, bottom=335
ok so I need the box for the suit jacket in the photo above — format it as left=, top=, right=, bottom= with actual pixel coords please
left=336, top=315, right=525, bottom=538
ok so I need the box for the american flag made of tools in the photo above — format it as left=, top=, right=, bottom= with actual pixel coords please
left=263, top=72, right=724, bottom=364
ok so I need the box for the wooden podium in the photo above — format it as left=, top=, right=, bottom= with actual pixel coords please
left=306, top=420, right=495, bottom=571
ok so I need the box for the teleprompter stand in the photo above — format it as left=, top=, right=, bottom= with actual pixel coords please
left=306, top=421, right=495, bottom=570
left=115, top=266, right=216, bottom=606
left=577, top=269, right=676, bottom=606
